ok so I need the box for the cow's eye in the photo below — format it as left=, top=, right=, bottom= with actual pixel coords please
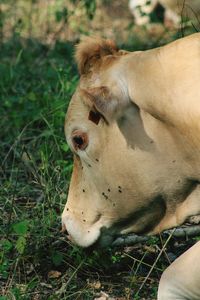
left=73, top=136, right=84, bottom=147
left=71, top=130, right=88, bottom=151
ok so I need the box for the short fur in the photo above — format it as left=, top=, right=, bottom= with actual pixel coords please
left=75, top=36, right=118, bottom=74
left=64, top=33, right=200, bottom=299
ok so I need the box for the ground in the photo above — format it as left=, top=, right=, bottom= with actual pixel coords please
left=0, top=1, right=199, bottom=299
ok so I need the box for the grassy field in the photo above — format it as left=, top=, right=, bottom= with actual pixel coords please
left=0, top=35, right=160, bottom=300
left=0, top=1, right=199, bottom=299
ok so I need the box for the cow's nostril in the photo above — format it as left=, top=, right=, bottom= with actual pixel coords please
left=62, top=223, right=73, bottom=241
left=61, top=222, right=67, bottom=233
left=72, top=130, right=88, bottom=151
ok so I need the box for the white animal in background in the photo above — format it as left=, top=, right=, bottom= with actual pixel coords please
left=129, top=0, right=158, bottom=25
left=129, top=0, right=200, bottom=26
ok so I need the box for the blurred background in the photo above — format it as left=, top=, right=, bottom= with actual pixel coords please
left=0, top=1, right=199, bottom=300
left=0, top=0, right=161, bottom=43
left=1, top=0, right=199, bottom=45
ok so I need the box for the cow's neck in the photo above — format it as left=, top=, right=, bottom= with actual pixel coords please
left=113, top=38, right=200, bottom=177
left=121, top=39, right=199, bottom=152
left=122, top=34, right=200, bottom=133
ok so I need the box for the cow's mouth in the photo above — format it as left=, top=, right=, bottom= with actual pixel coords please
left=62, top=212, right=114, bottom=248
left=62, top=194, right=167, bottom=248
left=94, top=226, right=119, bottom=248
left=94, top=195, right=166, bottom=248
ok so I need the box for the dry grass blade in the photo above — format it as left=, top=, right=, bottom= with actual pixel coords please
left=135, top=228, right=176, bottom=296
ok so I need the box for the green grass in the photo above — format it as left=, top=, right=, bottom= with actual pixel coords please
left=0, top=28, right=198, bottom=299
left=0, top=35, right=161, bottom=300
left=0, top=36, right=82, bottom=299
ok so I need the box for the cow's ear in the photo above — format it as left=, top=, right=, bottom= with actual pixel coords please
left=83, top=86, right=119, bottom=123
left=75, top=36, right=118, bottom=75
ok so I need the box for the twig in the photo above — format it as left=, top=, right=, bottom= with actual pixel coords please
left=111, top=225, right=200, bottom=247
left=124, top=252, right=163, bottom=272
left=55, top=260, right=85, bottom=296
left=136, top=229, right=176, bottom=296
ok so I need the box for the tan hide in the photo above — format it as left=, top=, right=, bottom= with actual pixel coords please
left=63, top=33, right=200, bottom=299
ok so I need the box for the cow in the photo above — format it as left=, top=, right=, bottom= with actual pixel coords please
left=129, top=0, right=200, bottom=26
left=62, top=34, right=200, bottom=299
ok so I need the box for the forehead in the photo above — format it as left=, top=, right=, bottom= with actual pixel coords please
left=67, top=88, right=89, bottom=116
left=65, top=86, right=103, bottom=134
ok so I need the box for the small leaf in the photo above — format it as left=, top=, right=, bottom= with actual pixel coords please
left=60, top=142, right=69, bottom=152
left=1, top=239, right=13, bottom=252
left=27, top=92, right=36, bottom=102
left=16, top=236, right=26, bottom=254
left=13, top=220, right=29, bottom=235
left=52, top=251, right=63, bottom=266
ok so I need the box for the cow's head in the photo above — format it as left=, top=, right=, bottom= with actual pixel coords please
left=61, top=37, right=193, bottom=247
